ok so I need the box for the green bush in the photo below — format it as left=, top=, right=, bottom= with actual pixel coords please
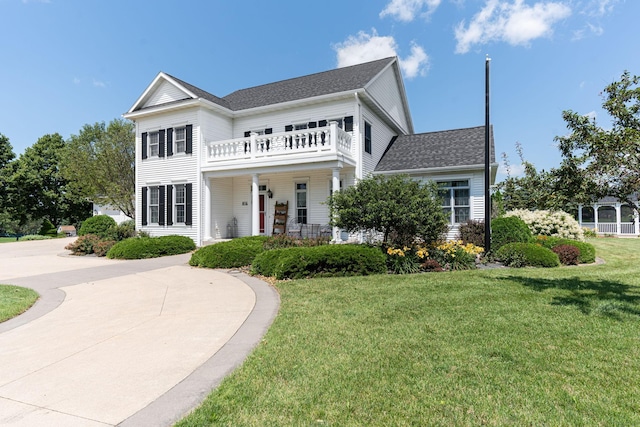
left=38, top=219, right=58, bottom=237
left=113, top=220, right=137, bottom=241
left=251, top=244, right=387, bottom=279
left=79, top=215, right=117, bottom=239
left=457, top=219, right=485, bottom=248
left=107, top=235, right=196, bottom=259
left=65, top=234, right=101, bottom=255
left=534, top=236, right=596, bottom=264
left=491, top=216, right=532, bottom=251
left=189, top=236, right=269, bottom=268
left=263, top=234, right=330, bottom=249
left=496, top=242, right=560, bottom=268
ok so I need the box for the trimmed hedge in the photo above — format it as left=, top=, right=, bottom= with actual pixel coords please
left=251, top=244, right=387, bottom=279
left=552, top=244, right=580, bottom=266
left=495, top=243, right=560, bottom=268
left=189, top=236, right=269, bottom=268
left=79, top=215, right=117, bottom=239
left=107, top=235, right=195, bottom=259
left=534, top=236, right=596, bottom=264
left=491, top=216, right=532, bottom=251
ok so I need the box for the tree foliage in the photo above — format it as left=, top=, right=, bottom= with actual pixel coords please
left=555, top=71, right=640, bottom=211
left=62, top=118, right=135, bottom=219
left=10, top=133, right=90, bottom=227
left=329, top=174, right=449, bottom=246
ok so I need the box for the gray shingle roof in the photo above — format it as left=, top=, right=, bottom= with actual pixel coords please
left=375, top=126, right=495, bottom=172
left=163, top=57, right=395, bottom=112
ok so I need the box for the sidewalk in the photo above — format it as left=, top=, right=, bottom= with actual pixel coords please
left=0, top=238, right=279, bottom=426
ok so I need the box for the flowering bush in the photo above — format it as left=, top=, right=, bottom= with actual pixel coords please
left=429, top=240, right=483, bottom=271
left=505, top=209, right=584, bottom=241
left=385, top=245, right=426, bottom=274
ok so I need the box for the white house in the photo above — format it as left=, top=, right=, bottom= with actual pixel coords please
left=578, top=196, right=640, bottom=237
left=124, top=57, right=497, bottom=245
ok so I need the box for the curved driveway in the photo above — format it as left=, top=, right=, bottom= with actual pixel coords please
left=0, top=238, right=279, bottom=426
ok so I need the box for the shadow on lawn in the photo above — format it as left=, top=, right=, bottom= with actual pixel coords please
left=502, top=275, right=640, bottom=319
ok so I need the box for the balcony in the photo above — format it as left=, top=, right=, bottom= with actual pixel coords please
left=204, top=122, right=353, bottom=166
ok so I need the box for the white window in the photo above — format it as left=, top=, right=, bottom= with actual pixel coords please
left=438, top=180, right=470, bottom=224
left=149, top=186, right=160, bottom=224
left=149, top=132, right=159, bottom=157
left=295, top=182, right=308, bottom=224
left=174, top=127, right=186, bottom=153
left=294, top=123, right=308, bottom=131
left=174, top=184, right=186, bottom=224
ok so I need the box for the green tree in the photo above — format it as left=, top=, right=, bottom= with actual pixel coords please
left=11, top=133, right=90, bottom=227
left=329, top=174, right=449, bottom=247
left=0, top=134, right=17, bottom=233
left=556, top=71, right=640, bottom=212
left=62, top=118, right=135, bottom=219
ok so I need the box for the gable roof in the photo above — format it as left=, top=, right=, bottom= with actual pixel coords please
left=374, top=126, right=496, bottom=172
left=127, top=57, right=397, bottom=114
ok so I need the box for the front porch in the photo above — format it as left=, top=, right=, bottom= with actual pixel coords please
left=578, top=201, right=640, bottom=237
left=201, top=167, right=355, bottom=244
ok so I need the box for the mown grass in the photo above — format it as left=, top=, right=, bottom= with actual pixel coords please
left=177, top=238, right=640, bottom=426
left=0, top=285, right=39, bottom=323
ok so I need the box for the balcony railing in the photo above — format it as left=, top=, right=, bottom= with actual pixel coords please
left=205, top=122, right=352, bottom=163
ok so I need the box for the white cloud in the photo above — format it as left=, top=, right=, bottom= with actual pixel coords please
left=380, top=0, right=442, bottom=21
left=333, top=29, right=430, bottom=79
left=454, top=0, right=572, bottom=54
left=73, top=77, right=81, bottom=85
left=497, top=162, right=526, bottom=177
left=93, top=79, right=106, bottom=88
left=584, top=0, right=618, bottom=17
left=584, top=110, right=597, bottom=120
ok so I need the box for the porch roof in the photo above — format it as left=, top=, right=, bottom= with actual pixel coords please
left=374, top=125, right=495, bottom=172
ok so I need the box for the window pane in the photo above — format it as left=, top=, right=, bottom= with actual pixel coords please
left=150, top=206, right=159, bottom=224
left=176, top=205, right=185, bottom=223
left=598, top=206, right=616, bottom=223
left=454, top=189, right=469, bottom=206
left=175, top=186, right=185, bottom=204
left=296, top=183, right=307, bottom=190
left=439, top=189, right=451, bottom=207
left=150, top=188, right=159, bottom=204
left=582, top=206, right=595, bottom=222
left=621, top=205, right=634, bottom=222
left=455, top=207, right=470, bottom=223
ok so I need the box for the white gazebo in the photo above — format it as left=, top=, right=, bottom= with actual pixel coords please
left=578, top=196, right=639, bottom=237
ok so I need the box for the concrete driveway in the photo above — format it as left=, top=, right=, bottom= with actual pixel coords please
left=0, top=238, right=279, bottom=426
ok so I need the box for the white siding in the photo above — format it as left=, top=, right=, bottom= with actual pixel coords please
left=361, top=105, right=396, bottom=178
left=210, top=178, right=233, bottom=239
left=142, top=81, right=190, bottom=109
left=367, top=66, right=410, bottom=133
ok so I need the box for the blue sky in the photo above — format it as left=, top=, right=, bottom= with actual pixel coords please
left=1, top=0, right=637, bottom=180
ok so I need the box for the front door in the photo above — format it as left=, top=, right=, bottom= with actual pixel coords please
left=259, top=194, right=266, bottom=234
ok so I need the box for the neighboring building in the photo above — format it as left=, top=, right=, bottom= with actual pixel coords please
left=92, top=204, right=132, bottom=225
left=124, top=57, right=497, bottom=245
left=578, top=196, right=640, bottom=237
left=57, top=225, right=77, bottom=237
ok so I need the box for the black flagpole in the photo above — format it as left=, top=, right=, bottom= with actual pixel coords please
left=484, top=55, right=491, bottom=253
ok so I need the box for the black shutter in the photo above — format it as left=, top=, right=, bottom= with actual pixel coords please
left=166, top=128, right=173, bottom=157
left=265, top=128, right=272, bottom=134
left=166, top=185, right=173, bottom=225
left=142, top=133, right=148, bottom=159
left=159, top=129, right=165, bottom=158
left=185, top=124, right=193, bottom=154
left=244, top=131, right=251, bottom=137
left=158, top=186, right=165, bottom=225
left=308, top=121, right=317, bottom=128
left=141, top=187, right=148, bottom=225
left=344, top=116, right=353, bottom=132
left=185, top=183, right=193, bottom=226
left=285, top=125, right=293, bottom=132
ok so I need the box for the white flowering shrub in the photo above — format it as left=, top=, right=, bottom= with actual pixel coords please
left=504, top=209, right=584, bottom=241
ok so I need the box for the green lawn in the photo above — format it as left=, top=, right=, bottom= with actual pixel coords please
left=0, top=237, right=19, bottom=243
left=0, top=285, right=39, bottom=323
left=177, top=238, right=640, bottom=426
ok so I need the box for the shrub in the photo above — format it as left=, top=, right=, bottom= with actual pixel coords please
left=385, top=246, right=423, bottom=274
left=107, top=235, right=195, bottom=259
left=65, top=234, right=101, bottom=255
left=189, top=236, right=269, bottom=268
left=583, top=227, right=597, bottom=238
left=534, top=236, right=596, bottom=264
left=251, top=244, right=387, bottom=279
left=263, top=234, right=330, bottom=250
left=505, top=209, right=584, bottom=241
left=491, top=216, right=532, bottom=251
left=429, top=240, right=483, bottom=271
left=19, top=234, right=53, bottom=241
left=495, top=243, right=560, bottom=268
left=421, top=258, right=444, bottom=272
left=38, top=219, right=58, bottom=237
left=113, top=220, right=136, bottom=241
left=93, top=240, right=117, bottom=257
left=79, top=215, right=117, bottom=239
left=457, top=219, right=485, bottom=248
left=552, top=244, right=580, bottom=265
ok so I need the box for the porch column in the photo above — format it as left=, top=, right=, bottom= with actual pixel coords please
left=594, top=204, right=599, bottom=234
left=332, top=167, right=341, bottom=242
left=203, top=176, right=212, bottom=241
left=251, top=174, right=260, bottom=236
left=250, top=132, right=257, bottom=159
left=616, top=203, right=622, bottom=236
left=577, top=204, right=583, bottom=226
left=635, top=203, right=640, bottom=235
left=329, top=121, right=338, bottom=153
